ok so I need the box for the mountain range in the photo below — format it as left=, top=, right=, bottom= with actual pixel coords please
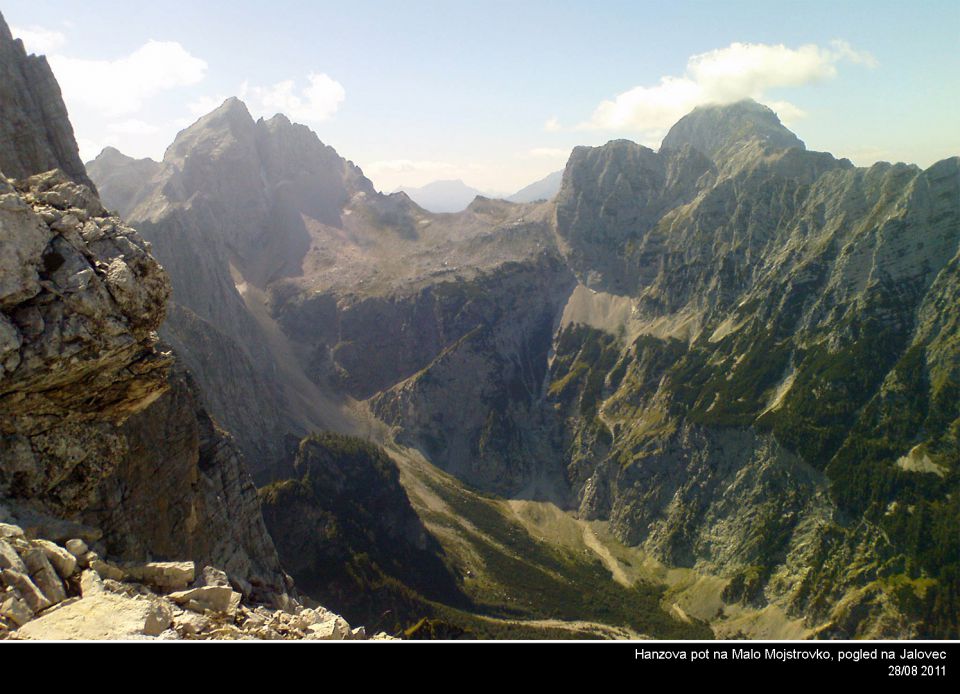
left=2, top=9, right=958, bottom=640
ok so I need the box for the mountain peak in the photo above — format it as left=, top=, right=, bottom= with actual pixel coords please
left=0, top=11, right=13, bottom=44
left=661, top=99, right=804, bottom=160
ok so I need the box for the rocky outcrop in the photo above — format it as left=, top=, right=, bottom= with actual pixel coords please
left=0, top=514, right=392, bottom=640
left=0, top=166, right=289, bottom=599
left=0, top=170, right=171, bottom=506
left=0, top=14, right=93, bottom=189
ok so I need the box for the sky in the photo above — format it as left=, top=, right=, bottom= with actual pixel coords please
left=4, top=0, right=959, bottom=194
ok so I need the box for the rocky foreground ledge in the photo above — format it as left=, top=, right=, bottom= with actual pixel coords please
left=0, top=506, right=393, bottom=641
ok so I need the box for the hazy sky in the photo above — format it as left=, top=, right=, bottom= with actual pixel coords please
left=5, top=1, right=958, bottom=193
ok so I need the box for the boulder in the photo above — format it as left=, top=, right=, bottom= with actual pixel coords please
left=168, top=585, right=241, bottom=615
left=21, top=547, right=67, bottom=604
left=64, top=539, right=88, bottom=559
left=89, top=558, right=125, bottom=582
left=79, top=569, right=103, bottom=597
left=173, top=610, right=211, bottom=637
left=1, top=568, right=51, bottom=613
left=15, top=592, right=173, bottom=640
left=305, top=615, right=353, bottom=641
left=0, top=523, right=23, bottom=540
left=142, top=600, right=173, bottom=636
left=34, top=540, right=77, bottom=578
left=0, top=592, right=33, bottom=626
left=196, top=565, right=229, bottom=588
left=0, top=538, right=26, bottom=573
left=124, top=561, right=195, bottom=592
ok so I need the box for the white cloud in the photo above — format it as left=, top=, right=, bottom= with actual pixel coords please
left=562, top=40, right=875, bottom=138
left=10, top=24, right=66, bottom=54
left=50, top=40, right=208, bottom=117
left=241, top=73, right=345, bottom=123
left=544, top=117, right=562, bottom=132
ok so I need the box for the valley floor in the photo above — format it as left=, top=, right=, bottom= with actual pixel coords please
left=386, top=440, right=819, bottom=640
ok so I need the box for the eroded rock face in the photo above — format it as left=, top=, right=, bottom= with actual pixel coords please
left=92, top=366, right=288, bottom=599
left=0, top=170, right=171, bottom=506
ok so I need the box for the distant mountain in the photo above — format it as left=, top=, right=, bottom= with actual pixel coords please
left=508, top=170, right=563, bottom=203
left=86, top=147, right=161, bottom=216
left=395, top=179, right=487, bottom=213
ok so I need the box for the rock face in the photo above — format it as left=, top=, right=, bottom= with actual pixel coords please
left=0, top=169, right=171, bottom=506
left=541, top=105, right=960, bottom=638
left=0, top=15, right=289, bottom=606
left=0, top=15, right=93, bottom=189
left=88, top=98, right=379, bottom=477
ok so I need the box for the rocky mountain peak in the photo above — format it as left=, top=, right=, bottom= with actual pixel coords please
left=0, top=13, right=12, bottom=42
left=0, top=12, right=94, bottom=189
left=661, top=98, right=805, bottom=161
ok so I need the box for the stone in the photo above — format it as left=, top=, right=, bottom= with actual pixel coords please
left=0, top=592, right=33, bottom=626
left=305, top=615, right=352, bottom=641
left=142, top=600, right=173, bottom=636
left=64, top=538, right=88, bottom=559
left=124, top=561, right=195, bottom=592
left=1, top=568, right=51, bottom=613
left=168, top=585, right=241, bottom=615
left=196, top=565, right=229, bottom=588
left=21, top=548, right=67, bottom=604
left=77, top=551, right=98, bottom=569
left=0, top=538, right=26, bottom=573
left=173, top=610, right=211, bottom=637
left=89, top=559, right=125, bottom=582
left=79, top=569, right=103, bottom=597
left=0, top=523, right=24, bottom=540
left=15, top=592, right=174, bottom=640
left=34, top=540, right=77, bottom=578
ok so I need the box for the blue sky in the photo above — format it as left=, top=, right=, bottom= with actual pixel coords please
left=4, top=0, right=958, bottom=192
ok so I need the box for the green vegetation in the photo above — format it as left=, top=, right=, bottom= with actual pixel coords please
left=417, top=470, right=712, bottom=639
